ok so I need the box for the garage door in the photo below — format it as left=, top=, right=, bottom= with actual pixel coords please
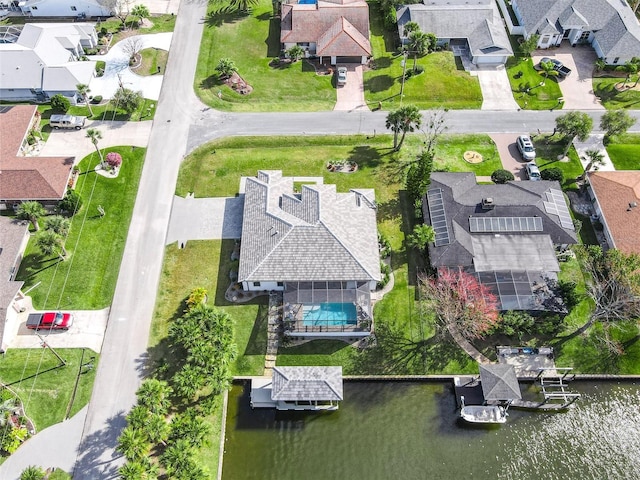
left=335, top=56, right=361, bottom=64
left=475, top=56, right=507, bottom=65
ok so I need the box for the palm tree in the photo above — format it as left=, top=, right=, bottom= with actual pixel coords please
left=580, top=149, right=606, bottom=181
left=126, top=405, right=151, bottom=430
left=385, top=105, right=422, bottom=151
left=130, top=4, right=150, bottom=26
left=145, top=413, right=170, bottom=446
left=617, top=61, right=638, bottom=88
left=19, top=466, right=45, bottom=480
left=85, top=128, right=104, bottom=167
left=407, top=31, right=431, bottom=73
left=136, top=378, right=172, bottom=415
left=161, top=439, right=194, bottom=477
left=407, top=224, right=436, bottom=250
left=173, top=364, right=203, bottom=400
left=119, top=458, right=157, bottom=480
left=36, top=229, right=67, bottom=260
left=16, top=201, right=46, bottom=231
left=539, top=60, right=559, bottom=84
left=43, top=215, right=70, bottom=237
left=215, top=58, right=237, bottom=80
left=403, top=21, right=420, bottom=38
left=117, top=426, right=150, bottom=462
left=76, top=83, right=93, bottom=117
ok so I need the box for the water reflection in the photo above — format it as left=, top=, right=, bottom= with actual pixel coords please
left=222, top=381, right=640, bottom=480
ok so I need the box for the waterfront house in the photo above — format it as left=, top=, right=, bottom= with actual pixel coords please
left=280, top=0, right=372, bottom=64
left=0, top=105, right=75, bottom=208
left=238, top=170, right=380, bottom=338
left=587, top=171, right=640, bottom=255
left=423, top=172, right=577, bottom=311
left=396, top=0, right=513, bottom=66
left=0, top=23, right=97, bottom=103
left=251, top=366, right=344, bottom=410
left=508, top=0, right=640, bottom=65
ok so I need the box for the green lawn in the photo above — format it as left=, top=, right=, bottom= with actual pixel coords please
left=16, top=147, right=146, bottom=309
left=593, top=77, right=640, bottom=109
left=606, top=134, right=640, bottom=170
left=136, top=48, right=169, bottom=76
left=364, top=4, right=482, bottom=109
left=532, top=135, right=584, bottom=190
left=151, top=241, right=266, bottom=376
left=0, top=348, right=98, bottom=433
left=195, top=0, right=335, bottom=111
left=506, top=57, right=563, bottom=110
left=434, top=135, right=502, bottom=176
left=100, top=13, right=177, bottom=43
left=38, top=98, right=157, bottom=129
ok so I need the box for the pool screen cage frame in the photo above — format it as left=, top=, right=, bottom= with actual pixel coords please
left=282, top=281, right=373, bottom=333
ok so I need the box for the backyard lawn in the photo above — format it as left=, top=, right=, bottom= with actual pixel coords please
left=593, top=77, right=640, bottom=109
left=364, top=4, right=482, bottom=109
left=16, top=147, right=146, bottom=310
left=606, top=134, right=640, bottom=170
left=0, top=348, right=98, bottom=434
left=195, top=0, right=335, bottom=111
left=506, top=57, right=563, bottom=110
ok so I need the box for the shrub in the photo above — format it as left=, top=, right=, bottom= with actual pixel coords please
left=382, top=4, right=397, bottom=29
left=377, top=262, right=391, bottom=289
left=541, top=167, right=564, bottom=183
left=491, top=169, right=515, bottom=184
left=100, top=26, right=108, bottom=35
left=50, top=94, right=70, bottom=113
left=95, top=61, right=105, bottom=77
left=378, top=233, right=392, bottom=258
left=91, top=95, right=103, bottom=104
left=186, top=287, right=208, bottom=310
left=58, top=189, right=83, bottom=215
left=105, top=152, right=122, bottom=168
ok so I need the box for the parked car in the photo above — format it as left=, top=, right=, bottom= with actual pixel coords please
left=337, top=66, right=347, bottom=86
left=537, top=57, right=572, bottom=77
left=26, top=312, right=74, bottom=330
left=50, top=114, right=86, bottom=130
left=516, top=135, right=536, bottom=161
left=524, top=162, right=541, bottom=181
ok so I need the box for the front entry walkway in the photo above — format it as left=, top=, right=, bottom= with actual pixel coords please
left=573, top=134, right=615, bottom=172
left=166, top=195, right=244, bottom=245
left=477, top=67, right=520, bottom=111
left=334, top=64, right=368, bottom=111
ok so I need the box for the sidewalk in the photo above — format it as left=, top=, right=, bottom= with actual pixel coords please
left=573, top=134, right=616, bottom=172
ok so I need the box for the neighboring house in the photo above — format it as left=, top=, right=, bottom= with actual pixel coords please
left=423, top=172, right=578, bottom=311
left=280, top=0, right=372, bottom=64
left=396, top=0, right=513, bottom=66
left=510, top=0, right=640, bottom=65
left=16, top=0, right=115, bottom=18
left=0, top=216, right=30, bottom=352
left=238, top=170, right=381, bottom=338
left=250, top=366, right=344, bottom=410
left=0, top=23, right=97, bottom=103
left=0, top=105, right=75, bottom=208
left=588, top=171, right=640, bottom=255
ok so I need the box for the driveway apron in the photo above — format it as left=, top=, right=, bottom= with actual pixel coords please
left=489, top=133, right=528, bottom=180
left=334, top=65, right=368, bottom=111
left=532, top=45, right=604, bottom=110
left=476, top=67, right=520, bottom=111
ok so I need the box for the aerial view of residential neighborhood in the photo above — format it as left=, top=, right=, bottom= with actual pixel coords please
left=1, top=0, right=640, bottom=478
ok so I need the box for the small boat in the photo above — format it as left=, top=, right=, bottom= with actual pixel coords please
left=459, top=396, right=507, bottom=424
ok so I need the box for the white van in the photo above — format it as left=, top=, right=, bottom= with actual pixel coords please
left=50, top=114, right=86, bottom=130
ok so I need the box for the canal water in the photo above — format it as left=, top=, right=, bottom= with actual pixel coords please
left=222, top=381, right=640, bottom=480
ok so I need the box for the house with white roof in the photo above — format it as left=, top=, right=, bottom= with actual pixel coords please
left=15, top=0, right=115, bottom=18
left=396, top=0, right=513, bottom=66
left=0, top=23, right=97, bottom=103
left=238, top=170, right=381, bottom=338
left=509, top=0, right=640, bottom=65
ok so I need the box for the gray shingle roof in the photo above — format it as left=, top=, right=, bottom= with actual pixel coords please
left=0, top=216, right=28, bottom=350
left=272, top=366, right=343, bottom=401
left=397, top=0, right=513, bottom=58
left=480, top=364, right=522, bottom=401
left=514, top=0, right=640, bottom=59
left=423, top=172, right=577, bottom=270
left=238, top=171, right=381, bottom=283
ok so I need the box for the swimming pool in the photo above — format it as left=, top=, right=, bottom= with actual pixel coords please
left=302, top=303, right=357, bottom=326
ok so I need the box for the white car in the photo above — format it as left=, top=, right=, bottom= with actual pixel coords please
left=525, top=162, right=541, bottom=181
left=337, top=67, right=347, bottom=86
left=516, top=135, right=536, bottom=161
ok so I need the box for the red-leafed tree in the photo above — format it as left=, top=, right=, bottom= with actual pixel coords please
left=418, top=268, right=500, bottom=339
left=106, top=152, right=122, bottom=168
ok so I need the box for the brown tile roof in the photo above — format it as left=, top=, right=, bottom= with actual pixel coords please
left=317, top=17, right=371, bottom=56
left=589, top=171, right=640, bottom=255
left=0, top=105, right=74, bottom=202
left=281, top=0, right=370, bottom=53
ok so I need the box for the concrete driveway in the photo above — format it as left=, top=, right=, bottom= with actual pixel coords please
left=88, top=33, right=173, bottom=101
left=39, top=120, right=153, bottom=162
left=166, top=195, right=244, bottom=245
left=476, top=66, right=520, bottom=111
left=334, top=64, right=368, bottom=111
left=9, top=308, right=110, bottom=353
left=532, top=44, right=604, bottom=110
left=489, top=133, right=528, bottom=180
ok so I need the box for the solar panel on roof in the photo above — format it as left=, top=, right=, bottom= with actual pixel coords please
left=543, top=189, right=574, bottom=230
left=469, top=217, right=543, bottom=233
left=427, top=189, right=451, bottom=246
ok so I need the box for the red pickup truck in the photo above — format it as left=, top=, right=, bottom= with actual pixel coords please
left=26, top=312, right=74, bottom=330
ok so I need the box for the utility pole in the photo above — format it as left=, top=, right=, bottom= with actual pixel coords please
left=400, top=50, right=408, bottom=105
left=34, top=331, right=66, bottom=366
